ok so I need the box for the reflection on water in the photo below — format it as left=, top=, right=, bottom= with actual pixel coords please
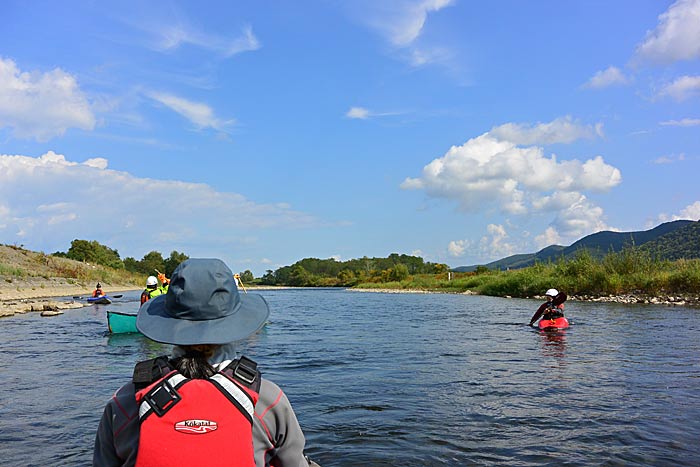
left=539, top=329, right=567, bottom=358
left=1, top=290, right=700, bottom=466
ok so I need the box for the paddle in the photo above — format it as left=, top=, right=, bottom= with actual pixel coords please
left=112, top=294, right=123, bottom=298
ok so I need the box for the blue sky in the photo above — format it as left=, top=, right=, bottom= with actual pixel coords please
left=1, top=0, right=699, bottom=276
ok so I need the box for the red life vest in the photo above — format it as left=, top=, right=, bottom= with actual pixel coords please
left=134, top=361, right=259, bottom=467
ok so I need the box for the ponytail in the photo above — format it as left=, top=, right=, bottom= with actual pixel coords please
left=171, top=350, right=215, bottom=379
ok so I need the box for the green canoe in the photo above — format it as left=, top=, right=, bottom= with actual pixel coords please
left=107, top=310, right=139, bottom=334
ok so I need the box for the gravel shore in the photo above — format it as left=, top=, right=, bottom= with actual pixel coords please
left=0, top=277, right=140, bottom=317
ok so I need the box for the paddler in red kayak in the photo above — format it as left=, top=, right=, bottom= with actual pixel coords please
left=529, top=288, right=567, bottom=326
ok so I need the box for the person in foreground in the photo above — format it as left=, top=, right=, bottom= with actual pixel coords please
left=94, top=258, right=318, bottom=467
left=529, top=288, right=567, bottom=326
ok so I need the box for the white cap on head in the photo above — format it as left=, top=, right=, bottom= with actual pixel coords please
left=146, top=276, right=158, bottom=286
left=545, top=288, right=558, bottom=297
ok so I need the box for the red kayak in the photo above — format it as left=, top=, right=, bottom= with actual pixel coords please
left=538, top=316, right=569, bottom=330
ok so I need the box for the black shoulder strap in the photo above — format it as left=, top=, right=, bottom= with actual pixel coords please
left=133, top=356, right=173, bottom=390
left=221, top=355, right=261, bottom=392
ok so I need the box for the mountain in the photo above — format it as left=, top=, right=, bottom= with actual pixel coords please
left=453, top=220, right=698, bottom=272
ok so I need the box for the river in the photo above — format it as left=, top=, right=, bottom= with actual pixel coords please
left=0, top=289, right=699, bottom=466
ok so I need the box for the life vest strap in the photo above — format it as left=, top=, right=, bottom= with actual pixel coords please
left=210, top=374, right=255, bottom=422
left=139, top=373, right=186, bottom=419
left=229, top=355, right=258, bottom=387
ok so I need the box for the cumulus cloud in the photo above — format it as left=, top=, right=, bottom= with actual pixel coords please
left=447, top=239, right=469, bottom=257
left=657, top=75, right=700, bottom=101
left=534, top=227, right=562, bottom=249
left=489, top=116, right=603, bottom=145
left=0, top=57, right=95, bottom=142
left=149, top=92, right=234, bottom=130
left=0, top=151, right=318, bottom=257
left=403, top=117, right=620, bottom=249
left=583, top=66, right=630, bottom=89
left=658, top=201, right=700, bottom=222
left=479, top=224, right=516, bottom=258
left=634, top=0, right=700, bottom=63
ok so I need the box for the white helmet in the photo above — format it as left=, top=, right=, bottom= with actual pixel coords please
left=545, top=288, right=558, bottom=297
left=146, top=276, right=158, bottom=286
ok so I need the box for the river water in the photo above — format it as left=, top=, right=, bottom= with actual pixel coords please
left=1, top=288, right=699, bottom=466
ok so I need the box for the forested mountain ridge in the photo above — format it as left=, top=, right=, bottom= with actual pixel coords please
left=454, top=220, right=699, bottom=272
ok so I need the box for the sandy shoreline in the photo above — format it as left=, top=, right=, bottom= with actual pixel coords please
left=0, top=278, right=140, bottom=318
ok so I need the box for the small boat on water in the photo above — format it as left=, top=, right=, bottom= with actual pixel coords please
left=107, top=310, right=139, bottom=334
left=88, top=296, right=112, bottom=305
left=538, top=316, right=569, bottom=330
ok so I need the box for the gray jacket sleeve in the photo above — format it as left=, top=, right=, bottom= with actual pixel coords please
left=93, top=382, right=140, bottom=466
left=93, top=378, right=310, bottom=467
left=253, top=379, right=310, bottom=467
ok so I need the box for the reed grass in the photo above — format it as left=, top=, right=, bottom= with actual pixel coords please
left=356, top=248, right=700, bottom=298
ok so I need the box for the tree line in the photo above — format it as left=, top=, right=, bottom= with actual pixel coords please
left=52, top=239, right=190, bottom=278
left=51, top=240, right=449, bottom=287
left=258, top=254, right=449, bottom=287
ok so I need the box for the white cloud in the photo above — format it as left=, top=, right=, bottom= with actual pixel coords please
left=153, top=24, right=261, bottom=57
left=583, top=66, right=629, bottom=89
left=345, top=106, right=404, bottom=120
left=489, top=116, right=603, bottom=145
left=346, top=107, right=370, bottom=119
left=657, top=75, right=700, bottom=101
left=403, top=117, right=621, bottom=248
left=149, top=92, right=234, bottom=130
left=679, top=201, right=700, bottom=220
left=366, top=0, right=454, bottom=47
left=635, top=0, right=700, bottom=63
left=652, top=153, right=686, bottom=164
left=534, top=227, right=562, bottom=249
left=0, top=151, right=318, bottom=258
left=658, top=201, right=700, bottom=222
left=447, top=239, right=469, bottom=257
left=478, top=224, right=516, bottom=259
left=660, top=118, right=700, bottom=126
left=0, top=57, right=95, bottom=142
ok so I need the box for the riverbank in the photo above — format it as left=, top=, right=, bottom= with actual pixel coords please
left=0, top=277, right=140, bottom=317
left=2, top=279, right=698, bottom=318
left=347, top=287, right=700, bottom=307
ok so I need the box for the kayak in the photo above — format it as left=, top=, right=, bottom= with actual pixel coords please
left=538, top=316, right=569, bottom=330
left=88, top=296, right=112, bottom=305
left=107, top=310, right=139, bottom=334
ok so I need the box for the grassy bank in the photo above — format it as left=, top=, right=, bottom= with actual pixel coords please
left=0, top=244, right=143, bottom=288
left=356, top=250, right=700, bottom=298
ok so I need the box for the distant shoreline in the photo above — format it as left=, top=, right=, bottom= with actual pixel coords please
left=1, top=279, right=697, bottom=318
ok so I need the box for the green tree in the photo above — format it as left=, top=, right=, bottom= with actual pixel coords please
left=65, top=239, right=123, bottom=269
left=239, top=270, right=255, bottom=283
left=260, top=270, right=276, bottom=285
left=164, top=250, right=189, bottom=277
left=140, top=251, right=165, bottom=275
left=288, top=265, right=310, bottom=286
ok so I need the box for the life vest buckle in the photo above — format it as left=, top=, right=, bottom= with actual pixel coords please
left=144, top=378, right=181, bottom=417
left=233, top=356, right=257, bottom=385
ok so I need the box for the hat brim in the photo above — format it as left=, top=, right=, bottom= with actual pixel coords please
left=136, top=293, right=270, bottom=345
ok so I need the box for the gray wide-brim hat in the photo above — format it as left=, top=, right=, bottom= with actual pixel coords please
left=137, top=258, right=269, bottom=345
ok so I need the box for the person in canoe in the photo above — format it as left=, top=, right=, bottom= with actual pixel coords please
left=94, top=258, right=318, bottom=467
left=140, top=276, right=165, bottom=305
left=92, top=283, right=104, bottom=298
left=529, top=288, right=567, bottom=327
